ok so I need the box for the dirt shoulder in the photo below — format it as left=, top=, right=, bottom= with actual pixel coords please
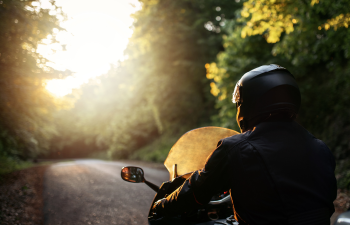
left=0, top=165, right=48, bottom=225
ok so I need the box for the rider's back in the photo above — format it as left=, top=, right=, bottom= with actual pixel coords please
left=224, top=120, right=337, bottom=225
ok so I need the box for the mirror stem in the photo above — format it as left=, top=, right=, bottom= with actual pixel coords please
left=144, top=179, right=159, bottom=192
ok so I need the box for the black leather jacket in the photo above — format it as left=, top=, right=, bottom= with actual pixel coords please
left=155, top=121, right=337, bottom=225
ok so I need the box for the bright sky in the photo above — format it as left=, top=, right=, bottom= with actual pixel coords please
left=37, top=0, right=141, bottom=96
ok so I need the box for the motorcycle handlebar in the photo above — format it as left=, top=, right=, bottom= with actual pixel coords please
left=144, top=179, right=160, bottom=192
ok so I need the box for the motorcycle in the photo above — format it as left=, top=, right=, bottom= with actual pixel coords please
left=335, top=211, right=350, bottom=225
left=120, top=127, right=240, bottom=225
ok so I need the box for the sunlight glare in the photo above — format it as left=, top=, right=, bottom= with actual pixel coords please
left=46, top=77, right=80, bottom=97
left=37, top=0, right=141, bottom=97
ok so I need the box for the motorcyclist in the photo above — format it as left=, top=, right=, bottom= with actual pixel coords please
left=152, top=64, right=337, bottom=225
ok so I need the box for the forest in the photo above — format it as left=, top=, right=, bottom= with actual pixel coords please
left=1, top=0, right=350, bottom=188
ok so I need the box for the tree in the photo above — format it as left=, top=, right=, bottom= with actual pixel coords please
left=109, top=0, right=244, bottom=159
left=48, top=0, right=245, bottom=161
left=240, top=0, right=350, bottom=43
left=0, top=0, right=67, bottom=161
left=124, top=0, right=244, bottom=132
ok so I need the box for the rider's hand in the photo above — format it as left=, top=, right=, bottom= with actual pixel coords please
left=152, top=198, right=166, bottom=218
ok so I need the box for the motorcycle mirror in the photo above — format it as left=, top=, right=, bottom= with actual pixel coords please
left=120, top=166, right=160, bottom=192
left=121, top=166, right=145, bottom=183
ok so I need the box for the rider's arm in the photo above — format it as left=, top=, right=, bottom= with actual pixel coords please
left=153, top=140, right=231, bottom=217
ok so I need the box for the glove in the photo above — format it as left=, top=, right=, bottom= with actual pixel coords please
left=152, top=198, right=166, bottom=218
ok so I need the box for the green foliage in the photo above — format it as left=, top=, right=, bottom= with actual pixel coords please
left=130, top=133, right=182, bottom=163
left=49, top=65, right=160, bottom=159
left=7, top=0, right=345, bottom=185
left=126, top=0, right=238, bottom=132
left=0, top=0, right=67, bottom=161
left=111, top=0, right=243, bottom=156
left=337, top=164, right=350, bottom=190
left=0, top=155, right=33, bottom=176
left=49, top=0, right=243, bottom=160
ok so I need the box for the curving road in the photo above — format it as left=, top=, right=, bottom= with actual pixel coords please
left=43, top=160, right=169, bottom=225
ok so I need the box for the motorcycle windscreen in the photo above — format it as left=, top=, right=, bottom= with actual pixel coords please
left=164, top=127, right=239, bottom=180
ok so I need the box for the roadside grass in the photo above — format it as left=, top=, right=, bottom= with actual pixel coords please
left=0, top=156, right=70, bottom=180
left=130, top=134, right=181, bottom=163
left=0, top=156, right=33, bottom=178
left=88, top=151, right=113, bottom=161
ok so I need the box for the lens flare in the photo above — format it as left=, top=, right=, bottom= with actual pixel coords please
left=37, top=0, right=141, bottom=97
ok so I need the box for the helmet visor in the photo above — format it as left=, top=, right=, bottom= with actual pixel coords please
left=232, top=84, right=241, bottom=103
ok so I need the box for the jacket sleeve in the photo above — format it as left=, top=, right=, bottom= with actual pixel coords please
left=155, top=140, right=231, bottom=217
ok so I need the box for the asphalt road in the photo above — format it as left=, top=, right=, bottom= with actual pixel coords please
left=43, top=160, right=169, bottom=225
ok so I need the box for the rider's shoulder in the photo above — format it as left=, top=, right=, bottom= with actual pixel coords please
left=221, top=130, right=252, bottom=146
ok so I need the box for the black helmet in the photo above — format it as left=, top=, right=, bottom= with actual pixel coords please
left=232, top=64, right=301, bottom=132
